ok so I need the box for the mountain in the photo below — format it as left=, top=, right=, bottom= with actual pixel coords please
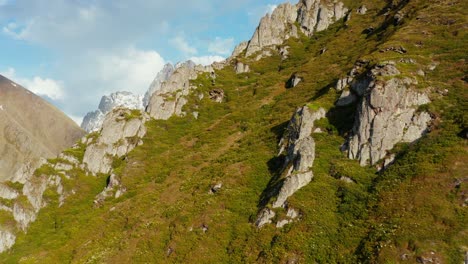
left=0, top=0, right=466, bottom=262
left=0, top=75, right=85, bottom=183
left=81, top=91, right=144, bottom=132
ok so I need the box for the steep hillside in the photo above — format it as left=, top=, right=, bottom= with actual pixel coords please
left=0, top=0, right=466, bottom=263
left=0, top=75, right=85, bottom=182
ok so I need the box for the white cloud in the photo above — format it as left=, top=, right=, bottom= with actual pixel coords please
left=170, top=36, right=197, bottom=55
left=189, top=55, right=225, bottom=66
left=2, top=22, right=28, bottom=39
left=1, top=68, right=65, bottom=100
left=96, top=47, right=165, bottom=95
left=208, top=37, right=235, bottom=56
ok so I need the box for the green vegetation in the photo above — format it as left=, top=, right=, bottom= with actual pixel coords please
left=1, top=0, right=466, bottom=263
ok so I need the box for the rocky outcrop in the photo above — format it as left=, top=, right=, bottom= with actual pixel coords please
left=244, top=0, right=348, bottom=58
left=0, top=184, right=19, bottom=200
left=255, top=208, right=276, bottom=228
left=143, top=63, right=175, bottom=107
left=245, top=3, right=298, bottom=57
left=256, top=105, right=326, bottom=227
left=81, top=91, right=144, bottom=132
left=146, top=61, right=215, bottom=120
left=231, top=41, right=249, bottom=58
left=83, top=108, right=149, bottom=175
left=94, top=174, right=126, bottom=206
left=273, top=106, right=326, bottom=208
left=297, top=0, right=348, bottom=36
left=209, top=89, right=225, bottom=103
left=346, top=63, right=432, bottom=166
left=357, top=5, right=367, bottom=15
left=0, top=230, right=15, bottom=253
left=235, top=62, right=250, bottom=74
left=286, top=74, right=303, bottom=88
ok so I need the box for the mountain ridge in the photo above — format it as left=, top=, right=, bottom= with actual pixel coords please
left=0, top=0, right=466, bottom=262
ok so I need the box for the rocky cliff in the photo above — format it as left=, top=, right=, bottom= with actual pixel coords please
left=240, top=0, right=348, bottom=58
left=0, top=0, right=466, bottom=262
left=341, top=62, right=432, bottom=167
left=146, top=61, right=215, bottom=120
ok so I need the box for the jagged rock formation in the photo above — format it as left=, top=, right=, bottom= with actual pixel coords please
left=241, top=0, right=348, bottom=58
left=0, top=75, right=85, bottom=183
left=345, top=62, right=432, bottom=166
left=273, top=106, right=326, bottom=208
left=256, top=105, right=325, bottom=228
left=146, top=61, right=215, bottom=120
left=83, top=108, right=149, bottom=175
left=81, top=91, right=144, bottom=132
left=235, top=61, right=250, bottom=74
left=143, top=63, right=176, bottom=107
left=231, top=41, right=249, bottom=58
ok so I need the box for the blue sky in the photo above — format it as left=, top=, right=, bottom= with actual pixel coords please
left=0, top=0, right=292, bottom=124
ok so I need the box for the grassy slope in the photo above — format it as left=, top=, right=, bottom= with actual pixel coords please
left=1, top=0, right=466, bottom=263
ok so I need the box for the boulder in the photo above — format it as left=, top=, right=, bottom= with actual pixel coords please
left=209, top=89, right=225, bottom=103
left=286, top=74, right=303, bottom=88
left=357, top=5, right=367, bottom=15
left=146, top=61, right=214, bottom=120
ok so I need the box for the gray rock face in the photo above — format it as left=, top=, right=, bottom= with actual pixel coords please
left=12, top=202, right=36, bottom=231
left=209, top=89, right=225, bottom=103
left=347, top=63, right=432, bottom=166
left=146, top=61, right=215, bottom=120
left=235, top=62, right=250, bottom=74
left=143, top=63, right=175, bottom=107
left=94, top=174, right=126, bottom=205
left=297, top=0, right=348, bottom=36
left=273, top=106, right=326, bottom=208
left=244, top=0, right=347, bottom=58
left=336, top=90, right=357, bottom=106
left=246, top=3, right=298, bottom=57
left=231, top=41, right=249, bottom=58
left=81, top=91, right=144, bottom=132
left=286, top=74, right=303, bottom=88
left=83, top=108, right=149, bottom=175
left=255, top=208, right=275, bottom=228
left=0, top=230, right=15, bottom=253
left=22, top=175, right=47, bottom=211
left=0, top=184, right=19, bottom=200
left=357, top=5, right=368, bottom=15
